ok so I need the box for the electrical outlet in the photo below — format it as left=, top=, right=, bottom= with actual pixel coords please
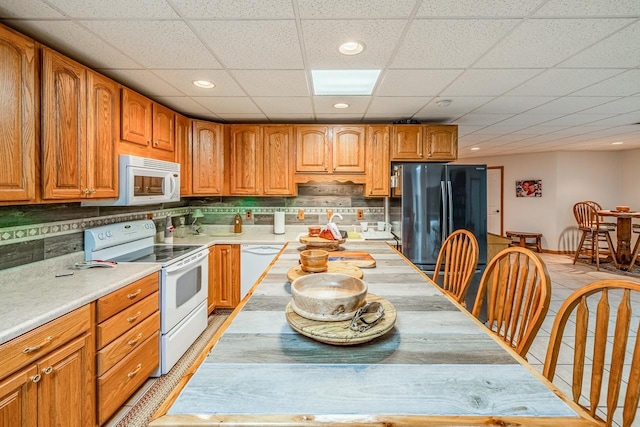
left=246, top=210, right=252, bottom=220
left=297, top=209, right=304, bottom=220
left=357, top=209, right=364, bottom=220
left=326, top=209, right=333, bottom=220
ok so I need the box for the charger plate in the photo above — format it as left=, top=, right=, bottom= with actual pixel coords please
left=285, top=293, right=396, bottom=346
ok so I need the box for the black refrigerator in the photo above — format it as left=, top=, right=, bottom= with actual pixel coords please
left=397, top=163, right=487, bottom=309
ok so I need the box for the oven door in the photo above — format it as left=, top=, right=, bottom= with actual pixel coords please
left=161, top=248, right=208, bottom=333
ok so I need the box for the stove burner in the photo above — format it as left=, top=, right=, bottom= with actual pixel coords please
left=111, top=244, right=204, bottom=264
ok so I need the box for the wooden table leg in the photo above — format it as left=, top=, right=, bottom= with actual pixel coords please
left=616, top=217, right=632, bottom=268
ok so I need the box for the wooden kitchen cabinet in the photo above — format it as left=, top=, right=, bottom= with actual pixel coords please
left=0, top=25, right=36, bottom=203
left=390, top=124, right=458, bottom=161
left=41, top=48, right=118, bottom=200
left=332, top=126, right=365, bottom=173
left=263, top=126, right=295, bottom=195
left=0, top=305, right=94, bottom=427
left=209, top=244, right=240, bottom=311
left=192, top=120, right=224, bottom=195
left=295, top=125, right=329, bottom=172
left=175, top=114, right=192, bottom=196
left=295, top=125, right=365, bottom=173
left=365, top=126, right=390, bottom=196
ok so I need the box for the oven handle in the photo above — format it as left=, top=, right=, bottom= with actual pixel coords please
left=164, top=249, right=208, bottom=274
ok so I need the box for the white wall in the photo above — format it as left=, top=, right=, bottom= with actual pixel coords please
left=621, top=149, right=640, bottom=209
left=457, top=150, right=629, bottom=251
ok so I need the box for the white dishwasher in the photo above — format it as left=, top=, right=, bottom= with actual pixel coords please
left=240, top=244, right=283, bottom=299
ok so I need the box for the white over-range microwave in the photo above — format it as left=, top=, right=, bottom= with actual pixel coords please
left=82, top=154, right=180, bottom=206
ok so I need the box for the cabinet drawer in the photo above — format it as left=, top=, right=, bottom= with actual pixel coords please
left=0, top=305, right=90, bottom=380
left=97, top=333, right=159, bottom=425
left=97, top=311, right=159, bottom=376
left=97, top=292, right=158, bottom=348
left=96, top=273, right=158, bottom=323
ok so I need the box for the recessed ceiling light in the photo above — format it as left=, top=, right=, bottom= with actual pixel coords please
left=436, top=99, right=452, bottom=107
left=193, top=80, right=215, bottom=89
left=612, top=141, right=624, bottom=145
left=333, top=103, right=350, bottom=109
left=470, top=147, right=480, bottom=151
left=311, top=70, right=380, bottom=95
left=339, top=41, right=365, bottom=55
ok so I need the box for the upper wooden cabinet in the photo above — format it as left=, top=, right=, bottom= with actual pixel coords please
left=295, top=125, right=365, bottom=174
left=119, top=87, right=175, bottom=161
left=295, top=126, right=329, bottom=172
left=175, top=114, right=191, bottom=196
left=333, top=126, right=365, bottom=173
left=365, top=126, right=390, bottom=197
left=41, top=48, right=118, bottom=200
left=390, top=125, right=457, bottom=161
left=0, top=26, right=36, bottom=204
left=191, top=120, right=224, bottom=195
left=263, top=126, right=295, bottom=196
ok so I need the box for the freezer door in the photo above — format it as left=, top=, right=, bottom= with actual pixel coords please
left=401, top=163, right=446, bottom=268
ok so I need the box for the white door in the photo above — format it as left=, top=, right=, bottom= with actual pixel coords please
left=487, top=167, right=503, bottom=235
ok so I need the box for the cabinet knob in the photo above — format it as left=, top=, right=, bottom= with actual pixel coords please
left=154, top=140, right=159, bottom=146
left=82, top=188, right=89, bottom=195
left=31, top=374, right=41, bottom=383
left=147, top=140, right=151, bottom=145
left=333, top=167, right=337, bottom=171
left=428, top=153, right=432, bottom=157
left=324, top=166, right=328, bottom=171
left=419, top=153, right=423, bottom=158
left=126, top=311, right=142, bottom=323
left=370, top=189, right=373, bottom=195
left=226, top=249, right=230, bottom=254
left=127, top=333, right=143, bottom=347
left=216, top=188, right=220, bottom=192
left=127, top=363, right=143, bottom=378
left=90, top=188, right=96, bottom=194
left=43, top=366, right=53, bottom=375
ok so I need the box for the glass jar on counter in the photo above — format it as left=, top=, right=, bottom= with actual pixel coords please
left=175, top=216, right=187, bottom=238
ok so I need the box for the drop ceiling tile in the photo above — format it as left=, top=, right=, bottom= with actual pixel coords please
left=580, top=97, right=640, bottom=114
left=232, top=70, right=310, bottom=96
left=454, top=113, right=514, bottom=126
left=560, top=21, right=640, bottom=68
left=267, top=114, right=315, bottom=122
left=302, top=19, right=405, bottom=69
left=475, top=19, right=633, bottom=68
left=4, top=20, right=141, bottom=69
left=367, top=97, right=431, bottom=116
left=571, top=70, right=640, bottom=97
left=542, top=113, right=617, bottom=127
left=217, top=113, right=268, bottom=122
left=495, top=113, right=561, bottom=126
left=510, top=126, right=573, bottom=135
left=534, top=0, right=640, bottom=16
left=100, top=70, right=183, bottom=97
left=376, top=70, right=463, bottom=96
left=193, top=20, right=302, bottom=69
left=476, top=124, right=535, bottom=134
left=587, top=112, right=640, bottom=127
left=82, top=20, right=220, bottom=69
left=0, top=0, right=62, bottom=18
left=457, top=125, right=485, bottom=136
left=152, top=70, right=244, bottom=96
left=417, top=0, right=542, bottom=17
left=442, top=69, right=542, bottom=96
left=153, top=97, right=213, bottom=116
left=362, top=113, right=407, bottom=122
left=173, top=0, right=294, bottom=18
left=526, top=97, right=620, bottom=114
left=507, top=69, right=624, bottom=96
left=196, top=97, right=261, bottom=114
left=253, top=97, right=313, bottom=114
left=473, top=96, right=557, bottom=114
left=315, top=114, right=364, bottom=123
left=313, top=96, right=370, bottom=114
left=415, top=96, right=494, bottom=117
left=47, top=0, right=178, bottom=18
left=392, top=19, right=518, bottom=68
left=297, top=0, right=416, bottom=18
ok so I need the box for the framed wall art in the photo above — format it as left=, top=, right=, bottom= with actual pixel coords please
left=516, top=179, right=542, bottom=197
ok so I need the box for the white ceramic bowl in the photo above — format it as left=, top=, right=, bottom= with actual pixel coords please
left=290, top=273, right=367, bottom=321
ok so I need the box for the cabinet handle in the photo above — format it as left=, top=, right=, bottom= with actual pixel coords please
left=324, top=166, right=328, bottom=171
left=43, top=366, right=53, bottom=375
left=23, top=336, right=52, bottom=354
left=226, top=249, right=230, bottom=254
left=370, top=189, right=373, bottom=195
left=428, top=153, right=432, bottom=157
left=147, top=140, right=151, bottom=145
left=127, top=363, right=143, bottom=378
left=216, top=188, right=220, bottom=193
left=90, top=188, right=96, bottom=194
left=126, top=289, right=142, bottom=299
left=31, top=374, right=41, bottom=383
left=82, top=188, right=89, bottom=195
left=333, top=167, right=336, bottom=171
left=127, top=333, right=143, bottom=347
left=154, top=140, right=159, bottom=146
left=419, top=152, right=423, bottom=157
left=127, top=311, right=142, bottom=323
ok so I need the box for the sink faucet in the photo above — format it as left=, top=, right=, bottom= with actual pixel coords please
left=329, top=212, right=343, bottom=223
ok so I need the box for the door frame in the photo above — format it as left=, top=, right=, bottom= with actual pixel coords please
left=487, top=166, right=504, bottom=236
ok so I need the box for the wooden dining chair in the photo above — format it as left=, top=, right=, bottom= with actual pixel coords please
left=432, top=229, right=479, bottom=306
left=573, top=201, right=618, bottom=271
left=543, top=279, right=640, bottom=427
left=471, top=246, right=551, bottom=358
left=584, top=200, right=617, bottom=229
left=630, top=224, right=640, bottom=271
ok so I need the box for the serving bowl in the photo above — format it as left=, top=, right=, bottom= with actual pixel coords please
left=616, top=205, right=630, bottom=212
left=290, top=273, right=367, bottom=321
left=299, top=249, right=329, bottom=272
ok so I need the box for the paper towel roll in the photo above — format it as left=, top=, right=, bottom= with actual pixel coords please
left=274, top=211, right=285, bottom=234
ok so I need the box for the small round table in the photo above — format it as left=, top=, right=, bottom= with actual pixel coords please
left=505, top=231, right=542, bottom=252
left=597, top=210, right=640, bottom=270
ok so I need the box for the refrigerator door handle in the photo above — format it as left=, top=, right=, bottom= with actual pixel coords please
left=447, top=180, right=453, bottom=233
left=440, top=181, right=447, bottom=242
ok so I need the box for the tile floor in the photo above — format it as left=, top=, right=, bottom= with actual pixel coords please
left=527, top=253, right=640, bottom=427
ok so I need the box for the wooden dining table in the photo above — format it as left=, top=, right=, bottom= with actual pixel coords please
left=598, top=209, right=640, bottom=270
left=151, top=241, right=598, bottom=426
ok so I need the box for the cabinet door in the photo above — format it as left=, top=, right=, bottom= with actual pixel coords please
left=152, top=103, right=175, bottom=153
left=0, top=364, right=38, bottom=427
left=365, top=126, right=390, bottom=197
left=390, top=125, right=423, bottom=160
left=86, top=71, right=118, bottom=199
left=0, top=26, right=36, bottom=203
left=175, top=114, right=191, bottom=196
left=295, top=126, right=329, bottom=172
left=192, top=120, right=223, bottom=195
left=211, top=245, right=240, bottom=309
left=425, top=125, right=458, bottom=160
left=228, top=125, right=261, bottom=195
left=333, top=126, right=365, bottom=173
left=41, top=48, right=87, bottom=199
left=263, top=126, right=294, bottom=196
left=120, top=88, right=152, bottom=147
left=37, top=334, right=94, bottom=427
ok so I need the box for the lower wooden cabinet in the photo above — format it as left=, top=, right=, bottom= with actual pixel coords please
left=209, top=244, right=240, bottom=311
left=0, top=306, right=94, bottom=427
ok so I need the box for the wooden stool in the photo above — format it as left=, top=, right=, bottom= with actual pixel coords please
left=506, top=231, right=542, bottom=252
